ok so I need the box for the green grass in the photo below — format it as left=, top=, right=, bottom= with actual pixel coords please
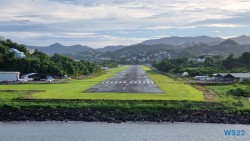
left=0, top=65, right=128, bottom=99
left=0, top=90, right=36, bottom=100
left=207, top=84, right=250, bottom=110
left=0, top=100, right=231, bottom=112
left=1, top=66, right=250, bottom=112
left=143, top=66, right=204, bottom=101
left=0, top=65, right=204, bottom=101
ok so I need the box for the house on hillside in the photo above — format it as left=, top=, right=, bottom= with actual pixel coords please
left=0, top=36, right=5, bottom=41
left=27, top=48, right=35, bottom=54
left=182, top=72, right=189, bottom=76
left=188, top=58, right=206, bottom=63
left=213, top=73, right=250, bottom=82
left=9, top=48, right=26, bottom=58
left=101, top=67, right=109, bottom=71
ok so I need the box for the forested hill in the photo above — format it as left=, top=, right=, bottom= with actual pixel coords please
left=28, top=43, right=96, bottom=55
left=0, top=39, right=101, bottom=77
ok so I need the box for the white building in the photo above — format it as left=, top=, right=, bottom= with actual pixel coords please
left=0, top=72, right=20, bottom=82
left=182, top=72, right=189, bottom=76
left=9, top=48, right=26, bottom=58
left=101, top=67, right=109, bottom=71
left=0, top=36, right=5, bottom=41
left=188, top=58, right=206, bottom=63
left=194, top=76, right=210, bottom=81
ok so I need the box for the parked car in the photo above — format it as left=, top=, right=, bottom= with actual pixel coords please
left=17, top=78, right=28, bottom=83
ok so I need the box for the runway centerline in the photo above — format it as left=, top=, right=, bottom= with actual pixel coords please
left=85, top=65, right=162, bottom=93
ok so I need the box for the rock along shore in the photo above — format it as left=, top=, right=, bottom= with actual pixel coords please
left=0, top=109, right=249, bottom=124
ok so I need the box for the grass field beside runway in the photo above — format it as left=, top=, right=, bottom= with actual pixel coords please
left=0, top=65, right=128, bottom=99
left=0, top=65, right=204, bottom=101
left=142, top=66, right=204, bottom=101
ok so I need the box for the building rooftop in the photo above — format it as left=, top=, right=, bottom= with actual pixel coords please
left=225, top=73, right=250, bottom=78
left=0, top=72, right=20, bottom=74
left=10, top=48, right=22, bottom=53
left=22, top=73, right=38, bottom=77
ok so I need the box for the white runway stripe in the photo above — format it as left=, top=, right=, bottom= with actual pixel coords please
left=102, top=80, right=155, bottom=84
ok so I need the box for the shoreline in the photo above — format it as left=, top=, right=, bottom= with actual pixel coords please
left=0, top=109, right=249, bottom=124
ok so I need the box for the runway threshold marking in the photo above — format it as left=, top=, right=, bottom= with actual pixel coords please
left=101, top=81, right=156, bottom=85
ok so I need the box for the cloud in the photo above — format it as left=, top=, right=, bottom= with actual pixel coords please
left=210, top=31, right=220, bottom=33
left=205, top=24, right=243, bottom=28
left=0, top=31, right=146, bottom=48
left=0, top=0, right=250, bottom=47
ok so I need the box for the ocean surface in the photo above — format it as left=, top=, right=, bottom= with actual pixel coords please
left=0, top=121, right=249, bottom=141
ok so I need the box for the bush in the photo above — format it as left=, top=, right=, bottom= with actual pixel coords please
left=241, top=79, right=250, bottom=85
left=227, top=88, right=249, bottom=97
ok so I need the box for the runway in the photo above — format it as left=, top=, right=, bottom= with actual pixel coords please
left=85, top=65, right=162, bottom=93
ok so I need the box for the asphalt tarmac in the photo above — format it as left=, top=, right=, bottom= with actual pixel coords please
left=85, top=65, right=162, bottom=93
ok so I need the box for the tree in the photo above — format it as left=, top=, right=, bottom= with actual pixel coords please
left=240, top=52, right=250, bottom=65
left=0, top=44, right=7, bottom=54
left=0, top=40, right=101, bottom=77
left=221, top=53, right=238, bottom=69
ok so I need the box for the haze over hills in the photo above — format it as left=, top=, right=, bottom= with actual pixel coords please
left=230, top=35, right=250, bottom=45
left=3, top=35, right=250, bottom=63
left=73, top=39, right=248, bottom=64
left=140, top=36, right=224, bottom=45
left=182, top=39, right=250, bottom=56
left=25, top=35, right=250, bottom=55
left=96, top=45, right=127, bottom=52
left=27, top=43, right=127, bottom=55
left=28, top=43, right=96, bottom=55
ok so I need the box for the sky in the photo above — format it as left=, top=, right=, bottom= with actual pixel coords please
left=0, top=0, right=250, bottom=48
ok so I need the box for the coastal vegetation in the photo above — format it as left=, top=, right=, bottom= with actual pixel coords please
left=142, top=66, right=203, bottom=100
left=0, top=39, right=101, bottom=77
left=0, top=65, right=249, bottom=123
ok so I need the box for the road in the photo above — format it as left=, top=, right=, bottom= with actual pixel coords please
left=85, top=65, right=162, bottom=93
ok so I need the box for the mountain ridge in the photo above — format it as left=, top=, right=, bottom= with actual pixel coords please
left=229, top=35, right=250, bottom=45
left=27, top=43, right=95, bottom=55
left=140, top=36, right=225, bottom=45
